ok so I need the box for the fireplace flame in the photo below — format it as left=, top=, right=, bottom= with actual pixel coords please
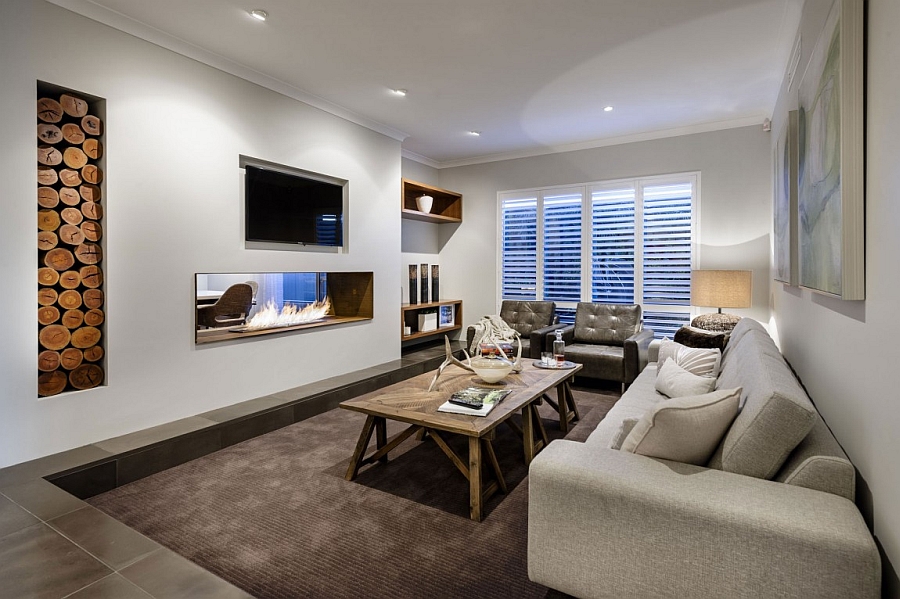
left=241, top=298, right=331, bottom=331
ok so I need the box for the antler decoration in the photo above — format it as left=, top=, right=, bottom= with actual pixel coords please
left=427, top=334, right=524, bottom=392
left=427, top=336, right=474, bottom=392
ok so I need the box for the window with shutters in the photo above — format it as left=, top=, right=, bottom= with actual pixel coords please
left=499, top=174, right=697, bottom=338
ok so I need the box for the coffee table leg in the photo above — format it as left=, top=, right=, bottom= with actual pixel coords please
left=482, top=438, right=507, bottom=494
left=345, top=415, right=376, bottom=481
left=564, top=379, right=580, bottom=422
left=522, top=404, right=536, bottom=465
left=556, top=384, right=570, bottom=433
left=375, top=417, right=388, bottom=464
left=469, top=436, right=483, bottom=522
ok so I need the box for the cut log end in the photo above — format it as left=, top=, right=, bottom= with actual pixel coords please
left=38, top=351, right=61, bottom=372
left=38, top=267, right=60, bottom=286
left=38, top=231, right=59, bottom=251
left=79, top=266, right=103, bottom=289
left=38, top=124, right=63, bottom=144
left=37, top=98, right=63, bottom=124
left=60, top=207, right=83, bottom=226
left=59, top=168, right=83, bottom=187
left=44, top=248, right=75, bottom=271
left=38, top=370, right=68, bottom=396
left=69, top=364, right=104, bottom=390
left=83, top=138, right=103, bottom=160
left=39, top=324, right=71, bottom=351
left=57, top=289, right=82, bottom=310
left=59, top=188, right=80, bottom=207
left=38, top=145, right=62, bottom=166
left=58, top=270, right=82, bottom=290
left=71, top=326, right=102, bottom=349
left=81, top=115, right=102, bottom=136
left=63, top=147, right=88, bottom=170
left=38, top=306, right=60, bottom=326
left=62, top=123, right=86, bottom=145
left=38, top=288, right=58, bottom=306
left=38, top=210, right=61, bottom=232
left=60, top=348, right=84, bottom=370
left=82, top=289, right=104, bottom=309
left=60, top=94, right=89, bottom=118
left=80, top=221, right=102, bottom=242
left=38, top=166, right=59, bottom=186
left=62, top=309, right=85, bottom=329
left=81, top=164, right=103, bottom=184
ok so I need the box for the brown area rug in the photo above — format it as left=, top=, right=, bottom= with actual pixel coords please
left=89, top=385, right=619, bottom=599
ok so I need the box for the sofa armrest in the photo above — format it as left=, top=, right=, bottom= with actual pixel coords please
left=529, top=323, right=568, bottom=358
left=623, top=327, right=654, bottom=384
left=528, top=441, right=880, bottom=599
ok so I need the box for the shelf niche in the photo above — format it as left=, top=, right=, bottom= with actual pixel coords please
left=401, top=300, right=462, bottom=342
left=401, top=179, right=462, bottom=224
left=195, top=271, right=373, bottom=345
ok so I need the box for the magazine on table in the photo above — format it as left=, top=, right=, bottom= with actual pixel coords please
left=437, top=387, right=512, bottom=417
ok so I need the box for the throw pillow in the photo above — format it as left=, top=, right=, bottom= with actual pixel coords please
left=655, top=358, right=717, bottom=398
left=657, top=339, right=722, bottom=378
left=674, top=326, right=729, bottom=351
left=608, top=418, right=639, bottom=450
left=621, top=387, right=742, bottom=465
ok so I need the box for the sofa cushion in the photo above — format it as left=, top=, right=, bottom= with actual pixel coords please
left=674, top=326, right=729, bottom=351
left=621, top=387, right=742, bottom=465
left=708, top=325, right=817, bottom=479
left=657, top=340, right=721, bottom=378
left=564, top=343, right=625, bottom=382
left=573, top=303, right=641, bottom=346
left=608, top=418, right=639, bottom=450
left=585, top=364, right=663, bottom=448
left=655, top=358, right=717, bottom=398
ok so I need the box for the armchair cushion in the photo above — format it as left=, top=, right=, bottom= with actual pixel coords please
left=573, top=303, right=641, bottom=345
left=499, top=300, right=556, bottom=336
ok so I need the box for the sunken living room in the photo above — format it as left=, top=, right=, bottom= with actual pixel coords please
left=1, top=1, right=898, bottom=598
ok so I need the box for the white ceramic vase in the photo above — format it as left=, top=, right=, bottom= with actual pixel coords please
left=416, top=195, right=434, bottom=214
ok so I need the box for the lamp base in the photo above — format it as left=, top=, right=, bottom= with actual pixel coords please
left=691, top=312, right=741, bottom=333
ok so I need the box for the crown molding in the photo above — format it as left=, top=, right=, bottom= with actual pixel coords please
left=435, top=115, right=767, bottom=169
left=45, top=0, right=409, bottom=142
left=400, top=149, right=441, bottom=169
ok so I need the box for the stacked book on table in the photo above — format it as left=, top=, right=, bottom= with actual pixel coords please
left=437, top=387, right=511, bottom=417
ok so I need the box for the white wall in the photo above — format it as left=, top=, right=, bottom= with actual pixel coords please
left=0, top=1, right=401, bottom=467
left=400, top=157, right=446, bottom=316
left=436, top=126, right=772, bottom=330
left=771, top=0, right=900, bottom=586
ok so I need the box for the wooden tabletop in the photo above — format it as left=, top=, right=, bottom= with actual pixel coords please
left=340, top=361, right=582, bottom=438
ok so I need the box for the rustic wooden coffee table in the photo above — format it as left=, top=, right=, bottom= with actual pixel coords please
left=340, top=361, right=581, bottom=521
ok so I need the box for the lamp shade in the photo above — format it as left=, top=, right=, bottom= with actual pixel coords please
left=691, top=270, right=752, bottom=309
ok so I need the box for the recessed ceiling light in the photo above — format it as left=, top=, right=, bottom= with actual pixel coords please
left=603, top=106, right=614, bottom=112
left=249, top=9, right=268, bottom=21
left=468, top=130, right=481, bottom=136
left=391, top=89, right=408, bottom=96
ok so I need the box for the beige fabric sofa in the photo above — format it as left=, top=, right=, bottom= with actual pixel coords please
left=528, top=318, right=881, bottom=599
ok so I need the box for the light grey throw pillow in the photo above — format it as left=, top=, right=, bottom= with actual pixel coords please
left=655, top=358, right=717, bottom=398
left=608, top=418, right=640, bottom=450
left=621, top=387, right=742, bottom=465
left=657, top=339, right=722, bottom=378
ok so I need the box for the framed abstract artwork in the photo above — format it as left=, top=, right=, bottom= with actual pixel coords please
left=774, top=110, right=799, bottom=285
left=797, top=0, right=865, bottom=299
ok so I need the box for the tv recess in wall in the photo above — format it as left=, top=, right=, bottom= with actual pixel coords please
left=244, top=164, right=344, bottom=247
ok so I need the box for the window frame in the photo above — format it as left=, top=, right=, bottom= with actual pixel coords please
left=496, top=172, right=701, bottom=326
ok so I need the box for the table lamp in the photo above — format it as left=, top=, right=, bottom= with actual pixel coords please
left=690, top=270, right=752, bottom=332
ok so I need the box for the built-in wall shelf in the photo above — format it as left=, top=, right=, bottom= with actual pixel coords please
left=401, top=179, right=462, bottom=224
left=401, top=300, right=462, bottom=341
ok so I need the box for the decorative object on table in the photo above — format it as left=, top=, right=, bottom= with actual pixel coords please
left=469, top=355, right=514, bottom=384
left=439, top=303, right=454, bottom=327
left=690, top=270, right=751, bottom=333
left=797, top=0, right=864, bottom=300
left=479, top=342, right=513, bottom=359
left=774, top=110, right=799, bottom=286
left=532, top=359, right=577, bottom=370
left=427, top=335, right=522, bottom=391
left=420, top=263, right=428, bottom=304
left=465, top=301, right=561, bottom=360
left=431, top=264, right=440, bottom=302
left=408, top=264, right=417, bottom=305
left=415, top=194, right=433, bottom=214
left=417, top=309, right=437, bottom=333
left=552, top=329, right=566, bottom=366
left=468, top=315, right=519, bottom=355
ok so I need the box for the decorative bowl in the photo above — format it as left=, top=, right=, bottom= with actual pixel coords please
left=470, top=356, right=514, bottom=383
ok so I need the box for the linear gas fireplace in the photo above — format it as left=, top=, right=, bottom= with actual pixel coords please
left=194, top=271, right=372, bottom=345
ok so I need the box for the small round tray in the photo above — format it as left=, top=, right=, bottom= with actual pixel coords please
left=532, top=360, right=577, bottom=370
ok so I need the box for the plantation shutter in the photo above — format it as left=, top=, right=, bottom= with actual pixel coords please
left=591, top=187, right=635, bottom=303
left=500, top=195, right=538, bottom=300
left=542, top=190, right=582, bottom=302
left=642, top=183, right=693, bottom=306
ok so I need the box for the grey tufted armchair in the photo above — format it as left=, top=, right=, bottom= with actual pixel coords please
left=548, top=302, right=654, bottom=387
left=466, top=300, right=566, bottom=359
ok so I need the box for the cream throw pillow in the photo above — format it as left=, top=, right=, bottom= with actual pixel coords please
left=655, top=358, right=717, bottom=398
left=657, top=339, right=721, bottom=378
left=621, top=387, right=742, bottom=465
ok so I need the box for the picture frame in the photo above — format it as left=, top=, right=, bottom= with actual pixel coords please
left=797, top=0, right=865, bottom=299
left=439, top=304, right=455, bottom=327
left=774, top=110, right=799, bottom=286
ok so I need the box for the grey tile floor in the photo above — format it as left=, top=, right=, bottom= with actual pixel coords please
left=0, top=342, right=457, bottom=599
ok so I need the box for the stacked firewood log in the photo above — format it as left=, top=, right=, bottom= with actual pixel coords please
left=37, top=92, right=105, bottom=396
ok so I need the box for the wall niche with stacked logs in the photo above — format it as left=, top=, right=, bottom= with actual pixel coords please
left=37, top=82, right=106, bottom=397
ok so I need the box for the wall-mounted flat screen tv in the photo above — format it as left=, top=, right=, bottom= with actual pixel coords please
left=244, top=164, right=344, bottom=247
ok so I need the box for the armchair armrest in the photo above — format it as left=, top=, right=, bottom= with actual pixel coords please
left=623, top=327, right=654, bottom=384
left=528, top=441, right=880, bottom=599
left=528, top=322, right=568, bottom=358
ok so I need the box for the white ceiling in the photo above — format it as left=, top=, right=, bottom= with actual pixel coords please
left=50, top=0, right=802, bottom=167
